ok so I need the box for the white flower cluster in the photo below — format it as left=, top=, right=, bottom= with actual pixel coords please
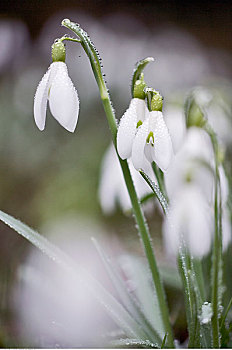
left=117, top=97, right=173, bottom=172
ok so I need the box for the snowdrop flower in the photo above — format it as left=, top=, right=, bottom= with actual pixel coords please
left=99, top=144, right=156, bottom=214
left=117, top=75, right=148, bottom=159
left=165, top=127, right=214, bottom=203
left=131, top=91, right=173, bottom=172
left=163, top=184, right=213, bottom=258
left=163, top=105, right=186, bottom=153
left=34, top=39, right=79, bottom=132
left=163, top=127, right=231, bottom=258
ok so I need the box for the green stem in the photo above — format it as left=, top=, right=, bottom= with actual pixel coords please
left=206, top=125, right=222, bottom=348
left=192, top=259, right=205, bottom=301
left=211, top=172, right=220, bottom=347
left=152, top=162, right=168, bottom=201
left=102, top=86, right=174, bottom=350
left=220, top=296, right=232, bottom=330
left=62, top=19, right=174, bottom=348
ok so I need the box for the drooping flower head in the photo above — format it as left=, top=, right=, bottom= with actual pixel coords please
left=163, top=126, right=231, bottom=258
left=34, top=39, right=79, bottom=132
left=117, top=74, right=148, bottom=159
left=117, top=64, right=173, bottom=173
left=131, top=89, right=173, bottom=172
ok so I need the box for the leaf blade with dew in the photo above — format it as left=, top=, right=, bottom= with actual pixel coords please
left=119, top=255, right=166, bottom=340
left=0, top=210, right=151, bottom=340
left=178, top=246, right=212, bottom=348
left=189, top=258, right=212, bottom=348
left=177, top=248, right=197, bottom=348
left=131, top=57, right=154, bottom=97
left=92, top=238, right=162, bottom=345
left=110, top=338, right=159, bottom=348
left=139, top=170, right=169, bottom=215
left=161, top=333, right=167, bottom=349
left=220, top=296, right=232, bottom=330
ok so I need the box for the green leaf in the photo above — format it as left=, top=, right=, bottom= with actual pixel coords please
left=178, top=249, right=199, bottom=348
left=92, top=238, right=162, bottom=345
left=178, top=247, right=213, bottom=348
left=119, top=255, right=165, bottom=340
left=131, top=57, right=154, bottom=97
left=139, top=170, right=169, bottom=215
left=0, top=210, right=150, bottom=340
left=161, top=333, right=167, bottom=349
left=111, top=338, right=159, bottom=348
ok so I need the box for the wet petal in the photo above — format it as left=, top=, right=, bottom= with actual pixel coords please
left=33, top=67, right=51, bottom=131
left=117, top=98, right=143, bottom=159
left=149, top=111, right=173, bottom=172
left=134, top=98, right=148, bottom=122
left=131, top=117, right=149, bottom=170
left=49, top=62, right=79, bottom=132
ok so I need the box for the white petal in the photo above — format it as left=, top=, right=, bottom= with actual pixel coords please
left=163, top=185, right=213, bottom=258
left=49, top=62, right=79, bottom=132
left=134, top=98, right=148, bottom=122
left=185, top=188, right=212, bottom=258
left=164, top=106, right=186, bottom=153
left=98, top=144, right=131, bottom=214
left=33, top=67, right=51, bottom=131
left=149, top=111, right=173, bottom=172
left=131, top=117, right=149, bottom=170
left=117, top=98, right=144, bottom=159
left=219, top=165, right=229, bottom=206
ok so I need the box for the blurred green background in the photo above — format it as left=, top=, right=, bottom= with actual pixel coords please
left=0, top=0, right=231, bottom=346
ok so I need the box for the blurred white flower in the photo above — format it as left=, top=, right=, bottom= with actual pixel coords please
left=163, top=127, right=231, bottom=258
left=14, top=216, right=115, bottom=347
left=163, top=105, right=186, bottom=153
left=165, top=127, right=214, bottom=204
left=207, top=100, right=232, bottom=146
left=117, top=98, right=148, bottom=159
left=99, top=144, right=156, bottom=214
left=131, top=111, right=173, bottom=172
left=163, top=184, right=213, bottom=258
left=34, top=61, right=79, bottom=132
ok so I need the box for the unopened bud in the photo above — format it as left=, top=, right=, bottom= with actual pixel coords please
left=51, top=39, right=66, bottom=62
left=133, top=74, right=147, bottom=99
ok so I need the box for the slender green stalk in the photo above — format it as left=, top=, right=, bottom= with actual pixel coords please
left=102, top=81, right=174, bottom=350
left=211, top=173, right=220, bottom=348
left=152, top=162, right=168, bottom=201
left=220, top=296, right=232, bottom=330
left=192, top=258, right=205, bottom=301
left=62, top=19, right=174, bottom=347
left=206, top=125, right=223, bottom=348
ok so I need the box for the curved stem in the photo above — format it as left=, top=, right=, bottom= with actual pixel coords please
left=62, top=19, right=174, bottom=347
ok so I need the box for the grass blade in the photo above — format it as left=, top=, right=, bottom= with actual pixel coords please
left=0, top=209, right=150, bottom=340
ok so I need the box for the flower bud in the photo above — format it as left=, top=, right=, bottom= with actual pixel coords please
left=151, top=91, right=163, bottom=112
left=51, top=39, right=66, bottom=63
left=186, top=101, right=206, bottom=128
left=133, top=74, right=147, bottom=99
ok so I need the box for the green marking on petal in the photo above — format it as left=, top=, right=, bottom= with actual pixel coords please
left=136, top=120, right=143, bottom=128
left=185, top=172, right=192, bottom=183
left=146, top=131, right=154, bottom=145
